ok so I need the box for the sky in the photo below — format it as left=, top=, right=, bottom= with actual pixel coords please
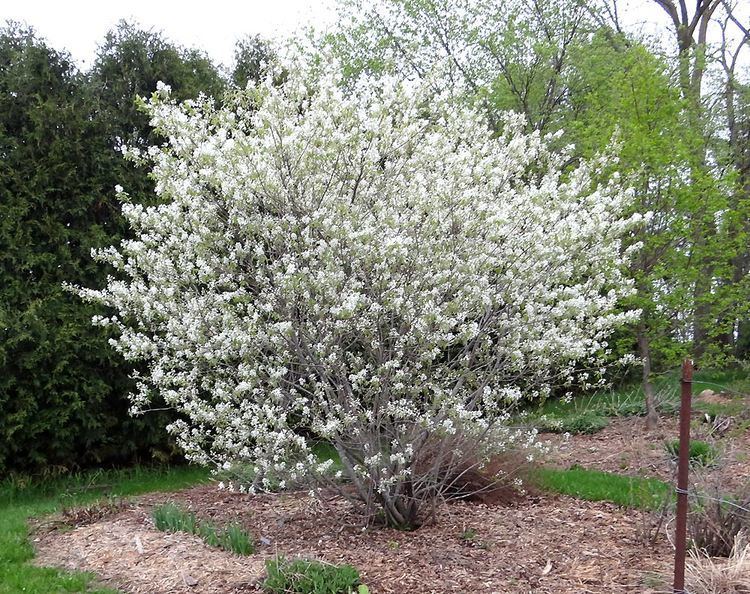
left=1, top=0, right=339, bottom=69
left=0, top=0, right=746, bottom=72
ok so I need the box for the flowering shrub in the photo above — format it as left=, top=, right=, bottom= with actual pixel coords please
left=75, top=65, right=638, bottom=528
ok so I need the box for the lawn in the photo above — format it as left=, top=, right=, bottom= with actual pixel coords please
left=0, top=466, right=209, bottom=594
left=533, top=467, right=671, bottom=510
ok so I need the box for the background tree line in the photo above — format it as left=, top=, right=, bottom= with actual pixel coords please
left=0, top=20, right=273, bottom=474
left=1, top=0, right=748, bottom=474
left=325, top=0, right=750, bottom=426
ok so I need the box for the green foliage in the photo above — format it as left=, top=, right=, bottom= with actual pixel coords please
left=664, top=440, right=718, bottom=467
left=529, top=384, right=645, bottom=419
left=219, top=521, right=254, bottom=556
left=231, top=35, right=275, bottom=89
left=0, top=21, right=227, bottom=474
left=0, top=466, right=208, bottom=593
left=567, top=31, right=733, bottom=369
left=152, top=502, right=197, bottom=533
left=151, top=503, right=254, bottom=556
left=0, top=22, right=169, bottom=473
left=524, top=367, right=748, bottom=427
left=197, top=520, right=220, bottom=547
left=532, top=411, right=609, bottom=434
left=534, top=466, right=671, bottom=510
left=89, top=20, right=226, bottom=153
left=263, top=558, right=362, bottom=594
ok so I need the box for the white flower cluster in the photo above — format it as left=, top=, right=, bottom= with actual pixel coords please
left=75, top=64, right=638, bottom=504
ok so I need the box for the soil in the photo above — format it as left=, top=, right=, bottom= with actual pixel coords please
left=31, top=410, right=750, bottom=594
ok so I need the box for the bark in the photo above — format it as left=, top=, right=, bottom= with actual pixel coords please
left=638, top=328, right=659, bottom=431
left=651, top=0, right=720, bottom=361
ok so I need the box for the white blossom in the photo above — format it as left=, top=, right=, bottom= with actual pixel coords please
left=74, top=62, right=638, bottom=526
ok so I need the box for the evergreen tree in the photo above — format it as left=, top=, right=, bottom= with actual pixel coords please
left=0, top=22, right=226, bottom=472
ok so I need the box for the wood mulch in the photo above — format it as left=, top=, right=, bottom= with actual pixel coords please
left=35, top=403, right=750, bottom=594
left=33, top=484, right=673, bottom=594
left=542, top=412, right=750, bottom=491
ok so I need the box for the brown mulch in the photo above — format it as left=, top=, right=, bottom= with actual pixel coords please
left=542, top=413, right=750, bottom=492
left=33, top=485, right=673, bottom=594
left=30, top=409, right=750, bottom=594
left=542, top=416, right=681, bottom=481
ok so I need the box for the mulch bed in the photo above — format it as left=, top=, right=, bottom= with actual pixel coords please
left=34, top=406, right=750, bottom=594
left=543, top=413, right=750, bottom=491
left=33, top=485, right=673, bottom=593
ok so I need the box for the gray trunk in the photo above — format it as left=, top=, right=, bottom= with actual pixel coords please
left=638, top=329, right=659, bottom=431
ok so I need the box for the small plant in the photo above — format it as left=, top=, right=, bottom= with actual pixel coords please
left=61, top=496, right=129, bottom=527
left=152, top=502, right=197, bottom=533
left=263, top=557, right=363, bottom=594
left=665, top=440, right=717, bottom=467
left=535, top=411, right=609, bottom=435
left=197, top=521, right=220, bottom=547
left=459, top=526, right=490, bottom=549
left=219, top=521, right=254, bottom=556
left=688, top=485, right=750, bottom=557
left=152, top=503, right=254, bottom=555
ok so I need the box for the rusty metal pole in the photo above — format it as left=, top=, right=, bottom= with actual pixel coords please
left=673, top=358, right=693, bottom=594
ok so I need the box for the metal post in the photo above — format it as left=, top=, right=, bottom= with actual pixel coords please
left=673, top=358, right=693, bottom=594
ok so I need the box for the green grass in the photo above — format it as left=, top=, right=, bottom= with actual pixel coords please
left=197, top=520, right=221, bottom=547
left=533, top=466, right=672, bottom=510
left=152, top=502, right=197, bottom=533
left=521, top=367, right=749, bottom=433
left=531, top=410, right=610, bottom=434
left=151, top=503, right=254, bottom=556
left=664, top=439, right=718, bottom=467
left=0, top=465, right=209, bottom=594
left=529, top=387, right=645, bottom=420
left=219, top=521, right=254, bottom=556
left=263, top=557, right=363, bottom=594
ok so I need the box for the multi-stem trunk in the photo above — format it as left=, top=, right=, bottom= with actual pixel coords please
left=334, top=439, right=422, bottom=529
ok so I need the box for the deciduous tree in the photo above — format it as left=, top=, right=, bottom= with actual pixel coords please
left=77, top=66, right=639, bottom=527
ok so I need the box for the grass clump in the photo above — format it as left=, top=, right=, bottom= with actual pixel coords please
left=263, top=557, right=365, bottom=594
left=534, top=466, right=671, bottom=510
left=152, top=502, right=197, bottom=533
left=534, top=411, right=609, bottom=435
left=219, top=521, right=254, bottom=556
left=197, top=520, right=221, bottom=547
left=688, top=485, right=750, bottom=557
left=686, top=535, right=750, bottom=593
left=151, top=503, right=254, bottom=556
left=665, top=440, right=718, bottom=467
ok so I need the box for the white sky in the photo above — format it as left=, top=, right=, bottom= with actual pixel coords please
left=1, top=0, right=746, bottom=72
left=1, top=0, right=339, bottom=68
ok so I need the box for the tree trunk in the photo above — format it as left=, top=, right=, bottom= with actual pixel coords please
left=638, top=329, right=659, bottom=430
left=737, top=319, right=750, bottom=360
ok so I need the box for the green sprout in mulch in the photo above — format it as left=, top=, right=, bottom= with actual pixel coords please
left=151, top=502, right=254, bottom=556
